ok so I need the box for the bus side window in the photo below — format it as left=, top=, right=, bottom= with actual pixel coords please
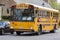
left=41, top=10, right=46, bottom=18
left=37, top=10, right=41, bottom=17
left=53, top=12, right=58, bottom=19
left=46, top=11, right=50, bottom=18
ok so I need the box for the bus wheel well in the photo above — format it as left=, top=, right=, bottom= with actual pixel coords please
left=50, top=24, right=56, bottom=33
left=39, top=24, right=42, bottom=27
left=39, top=24, right=42, bottom=32
left=54, top=24, right=56, bottom=30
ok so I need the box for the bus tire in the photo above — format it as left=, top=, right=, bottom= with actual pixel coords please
left=10, top=29, right=14, bottom=34
left=36, top=24, right=42, bottom=35
left=50, top=24, right=56, bottom=33
left=50, top=30, right=55, bottom=33
left=16, top=31, right=21, bottom=35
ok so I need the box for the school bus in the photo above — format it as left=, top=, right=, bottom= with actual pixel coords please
left=9, top=3, right=59, bottom=35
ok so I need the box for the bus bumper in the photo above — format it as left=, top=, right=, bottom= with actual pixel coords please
left=15, top=29, right=34, bottom=32
left=10, top=29, right=35, bottom=32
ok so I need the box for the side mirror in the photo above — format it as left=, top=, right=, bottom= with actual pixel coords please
left=7, top=9, right=9, bottom=13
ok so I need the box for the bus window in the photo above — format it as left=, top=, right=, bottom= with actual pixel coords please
left=53, top=12, right=58, bottom=19
left=37, top=10, right=50, bottom=18
left=46, top=11, right=50, bottom=18
left=10, top=8, right=34, bottom=21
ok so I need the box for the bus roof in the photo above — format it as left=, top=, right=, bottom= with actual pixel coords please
left=25, top=3, right=59, bottom=13
left=11, top=3, right=59, bottom=13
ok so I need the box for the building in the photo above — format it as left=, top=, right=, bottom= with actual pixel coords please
left=0, top=0, right=16, bottom=16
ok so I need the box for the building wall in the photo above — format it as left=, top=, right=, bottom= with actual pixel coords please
left=0, top=0, right=16, bottom=16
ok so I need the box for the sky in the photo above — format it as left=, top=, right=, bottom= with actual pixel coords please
left=57, top=0, right=60, bottom=3
left=14, top=0, right=60, bottom=4
left=14, top=0, right=20, bottom=3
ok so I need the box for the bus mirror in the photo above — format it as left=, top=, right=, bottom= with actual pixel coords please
left=7, top=9, right=9, bottom=13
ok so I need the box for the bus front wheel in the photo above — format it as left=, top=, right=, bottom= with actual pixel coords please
left=36, top=25, right=42, bottom=35
left=16, top=31, right=21, bottom=35
left=10, top=29, right=14, bottom=34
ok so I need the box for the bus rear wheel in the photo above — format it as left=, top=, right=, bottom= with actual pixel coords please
left=50, top=30, right=55, bottom=33
left=16, top=31, right=21, bottom=35
left=50, top=24, right=56, bottom=33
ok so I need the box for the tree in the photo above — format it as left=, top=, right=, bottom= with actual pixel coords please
left=49, top=0, right=60, bottom=11
left=49, top=0, right=57, bottom=9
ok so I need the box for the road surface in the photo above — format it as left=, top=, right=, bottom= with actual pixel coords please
left=0, top=28, right=60, bottom=40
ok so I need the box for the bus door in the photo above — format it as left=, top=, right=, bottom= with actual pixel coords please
left=50, top=12, right=53, bottom=30
left=53, top=12, right=59, bottom=29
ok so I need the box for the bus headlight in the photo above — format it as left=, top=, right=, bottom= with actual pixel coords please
left=10, top=26, right=13, bottom=29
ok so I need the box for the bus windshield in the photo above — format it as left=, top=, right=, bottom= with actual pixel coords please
left=10, top=8, right=34, bottom=21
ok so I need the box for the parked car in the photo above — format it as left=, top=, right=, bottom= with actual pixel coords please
left=0, top=21, right=10, bottom=35
left=4, top=21, right=10, bottom=28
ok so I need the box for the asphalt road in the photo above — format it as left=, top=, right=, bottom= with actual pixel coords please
left=0, top=28, right=60, bottom=40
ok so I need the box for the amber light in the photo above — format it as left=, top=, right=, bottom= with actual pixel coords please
left=12, top=22, right=14, bottom=24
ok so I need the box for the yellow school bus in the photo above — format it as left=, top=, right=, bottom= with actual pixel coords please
left=9, top=3, right=59, bottom=35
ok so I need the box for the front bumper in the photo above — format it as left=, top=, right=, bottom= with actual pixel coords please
left=11, top=29, right=34, bottom=32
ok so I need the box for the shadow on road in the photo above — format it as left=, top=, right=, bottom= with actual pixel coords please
left=12, top=32, right=54, bottom=36
left=0, top=32, right=55, bottom=36
left=0, top=33, right=10, bottom=36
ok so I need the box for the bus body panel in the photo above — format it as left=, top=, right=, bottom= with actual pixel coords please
left=10, top=21, right=38, bottom=32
